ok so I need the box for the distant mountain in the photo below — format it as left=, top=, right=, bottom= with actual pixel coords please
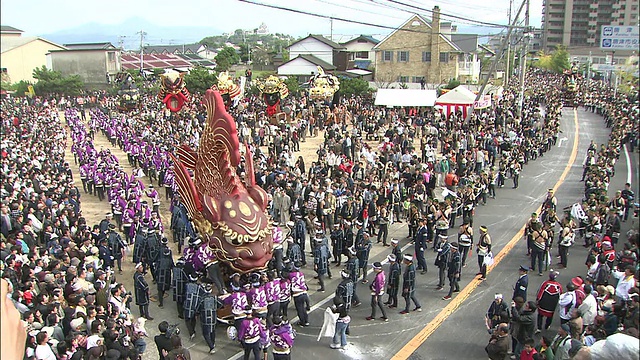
left=41, top=17, right=221, bottom=49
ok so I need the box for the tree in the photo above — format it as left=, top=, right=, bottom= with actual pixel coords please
left=533, top=46, right=570, bottom=73
left=338, top=77, right=372, bottom=97
left=183, top=66, right=218, bottom=94
left=550, top=45, right=570, bottom=73
left=284, top=76, right=300, bottom=96
left=215, top=46, right=241, bottom=72
left=533, top=51, right=554, bottom=72
left=13, top=81, right=32, bottom=96
left=616, top=55, right=639, bottom=95
left=32, top=66, right=83, bottom=95
left=444, top=78, right=460, bottom=89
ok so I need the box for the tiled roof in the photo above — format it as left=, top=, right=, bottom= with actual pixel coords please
left=0, top=25, right=23, bottom=33
left=64, top=42, right=117, bottom=50
left=120, top=53, right=192, bottom=70
left=288, top=34, right=346, bottom=50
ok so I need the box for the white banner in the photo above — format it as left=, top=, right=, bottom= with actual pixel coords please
left=473, top=95, right=492, bottom=109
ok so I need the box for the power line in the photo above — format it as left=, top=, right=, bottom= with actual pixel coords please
left=366, top=0, right=507, bottom=28
left=238, top=0, right=510, bottom=35
left=237, top=0, right=423, bottom=33
left=381, top=0, right=525, bottom=29
left=311, top=0, right=406, bottom=21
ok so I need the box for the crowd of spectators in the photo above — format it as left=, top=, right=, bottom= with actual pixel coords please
left=2, top=68, right=638, bottom=360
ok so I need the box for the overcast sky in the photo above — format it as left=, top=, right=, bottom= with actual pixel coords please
left=1, top=0, right=543, bottom=39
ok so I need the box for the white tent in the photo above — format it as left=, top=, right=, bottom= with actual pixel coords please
left=435, top=85, right=477, bottom=118
left=374, top=89, right=437, bottom=107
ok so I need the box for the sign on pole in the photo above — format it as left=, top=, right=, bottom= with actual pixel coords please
left=600, top=25, right=639, bottom=50
left=591, top=64, right=636, bottom=71
left=473, top=95, right=492, bottom=109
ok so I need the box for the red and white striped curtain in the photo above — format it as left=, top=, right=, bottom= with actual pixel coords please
left=437, top=103, right=472, bottom=119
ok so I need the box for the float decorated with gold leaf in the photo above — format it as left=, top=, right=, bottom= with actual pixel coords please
left=254, top=75, right=289, bottom=122
left=211, top=71, right=241, bottom=110
left=308, top=66, right=340, bottom=101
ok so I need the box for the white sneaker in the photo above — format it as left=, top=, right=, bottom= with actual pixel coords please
left=330, top=343, right=340, bottom=349
left=209, top=348, right=216, bottom=354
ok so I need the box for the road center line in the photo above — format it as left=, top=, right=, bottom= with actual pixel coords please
left=391, top=108, right=580, bottom=360
left=228, top=241, right=417, bottom=359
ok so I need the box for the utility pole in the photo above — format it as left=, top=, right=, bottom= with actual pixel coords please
left=330, top=17, right=334, bottom=42
left=138, top=30, right=146, bottom=73
left=587, top=50, right=592, bottom=84
left=466, top=0, right=527, bottom=123
left=517, top=0, right=530, bottom=117
left=118, top=35, right=125, bottom=50
left=505, top=0, right=513, bottom=87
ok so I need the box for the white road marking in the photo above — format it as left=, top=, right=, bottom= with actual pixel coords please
left=624, top=143, right=632, bottom=185
left=228, top=241, right=416, bottom=360
left=557, top=137, right=568, bottom=147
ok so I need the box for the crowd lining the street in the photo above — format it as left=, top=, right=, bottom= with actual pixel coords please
left=1, top=69, right=638, bottom=360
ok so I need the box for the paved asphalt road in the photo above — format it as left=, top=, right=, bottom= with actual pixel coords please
left=134, top=107, right=638, bottom=360
left=405, top=108, right=639, bottom=360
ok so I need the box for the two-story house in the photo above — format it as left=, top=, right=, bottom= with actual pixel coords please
left=373, top=7, right=462, bottom=87
left=1, top=26, right=66, bottom=83
left=338, top=35, right=379, bottom=71
left=278, top=34, right=344, bottom=82
left=451, top=34, right=495, bottom=84
left=48, top=42, right=121, bottom=86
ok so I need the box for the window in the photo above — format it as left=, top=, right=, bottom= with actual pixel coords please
left=422, top=51, right=431, bottom=62
left=107, top=52, right=116, bottom=62
left=439, top=52, right=449, bottom=63
left=411, top=76, right=425, bottom=83
left=397, top=51, right=409, bottom=62
left=355, top=51, right=369, bottom=59
left=397, top=76, right=409, bottom=83
left=382, top=50, right=393, bottom=62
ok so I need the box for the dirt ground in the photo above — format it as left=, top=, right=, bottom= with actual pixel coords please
left=59, top=108, right=329, bottom=358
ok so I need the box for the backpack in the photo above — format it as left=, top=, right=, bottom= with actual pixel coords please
left=595, top=263, right=610, bottom=285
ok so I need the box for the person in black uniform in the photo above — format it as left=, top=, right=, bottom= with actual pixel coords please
left=414, top=218, right=428, bottom=274
left=331, top=223, right=345, bottom=266
left=313, top=233, right=329, bottom=292
left=442, top=242, right=461, bottom=300
left=286, top=237, right=303, bottom=267
left=435, top=235, right=451, bottom=291
left=390, top=238, right=402, bottom=260
left=335, top=269, right=354, bottom=312
left=156, top=239, right=174, bottom=308
left=356, top=231, right=372, bottom=283
left=134, top=262, right=153, bottom=320
left=345, top=247, right=361, bottom=307
left=400, top=254, right=421, bottom=314
left=200, top=283, right=222, bottom=354
left=145, top=229, right=161, bottom=283
left=98, top=238, right=113, bottom=270
left=385, top=254, right=401, bottom=308
left=133, top=224, right=148, bottom=265
left=512, top=265, right=530, bottom=302
left=172, top=257, right=187, bottom=318
left=183, top=275, right=203, bottom=340
left=107, top=224, right=125, bottom=273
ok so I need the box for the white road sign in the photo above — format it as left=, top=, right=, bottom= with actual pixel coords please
left=600, top=26, right=639, bottom=50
